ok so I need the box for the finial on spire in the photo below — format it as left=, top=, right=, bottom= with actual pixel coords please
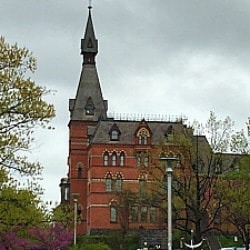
left=88, top=0, right=92, bottom=10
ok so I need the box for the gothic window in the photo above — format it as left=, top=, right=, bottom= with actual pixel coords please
left=137, top=128, right=150, bottom=145
left=140, top=206, right=147, bottom=222
left=85, top=97, right=95, bottom=115
left=78, top=167, right=82, bottom=178
left=136, top=151, right=150, bottom=168
left=116, top=174, right=122, bottom=192
left=110, top=206, right=117, bottom=223
left=76, top=162, right=84, bottom=178
left=120, top=152, right=125, bottom=166
left=144, top=155, right=149, bottom=167
left=112, top=152, right=117, bottom=166
left=137, top=155, right=141, bottom=167
left=103, top=152, right=109, bottom=166
left=139, top=135, right=147, bottom=145
left=106, top=173, right=112, bottom=192
left=131, top=206, right=139, bottom=222
left=150, top=207, right=156, bottom=223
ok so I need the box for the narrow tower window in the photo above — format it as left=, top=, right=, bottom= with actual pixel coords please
left=110, top=206, right=117, bottom=223
left=120, top=152, right=125, bottom=166
left=105, top=173, right=112, bottom=192
left=78, top=167, right=82, bottom=178
left=85, top=97, right=95, bottom=115
left=116, top=173, right=123, bottom=192
left=112, top=152, right=117, bottom=166
left=103, top=152, right=109, bottom=166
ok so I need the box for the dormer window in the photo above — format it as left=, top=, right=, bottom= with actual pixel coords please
left=109, top=123, right=121, bottom=141
left=111, top=130, right=119, bottom=140
left=165, top=125, right=174, bottom=141
left=139, top=135, right=147, bottom=145
left=137, top=128, right=150, bottom=145
left=85, top=97, right=95, bottom=115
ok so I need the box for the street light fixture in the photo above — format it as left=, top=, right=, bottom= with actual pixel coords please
left=159, top=156, right=178, bottom=250
left=72, top=193, right=79, bottom=245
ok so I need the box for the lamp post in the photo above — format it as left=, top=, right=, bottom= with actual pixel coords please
left=159, top=156, right=178, bottom=250
left=72, top=193, right=79, bottom=245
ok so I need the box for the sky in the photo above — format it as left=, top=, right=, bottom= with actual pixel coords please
left=1, top=0, right=250, bottom=204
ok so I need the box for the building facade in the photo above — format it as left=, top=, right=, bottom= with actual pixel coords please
left=59, top=6, right=241, bottom=249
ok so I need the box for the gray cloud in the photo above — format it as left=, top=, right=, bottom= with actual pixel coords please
left=1, top=0, right=250, bottom=203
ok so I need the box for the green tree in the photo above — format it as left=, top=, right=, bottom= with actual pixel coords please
left=168, top=112, right=250, bottom=242
left=216, top=156, right=250, bottom=250
left=0, top=36, right=55, bottom=177
left=0, top=172, right=46, bottom=233
left=134, top=112, right=250, bottom=247
left=52, top=203, right=74, bottom=229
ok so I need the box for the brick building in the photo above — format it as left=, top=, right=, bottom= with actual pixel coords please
left=59, top=5, right=241, bottom=249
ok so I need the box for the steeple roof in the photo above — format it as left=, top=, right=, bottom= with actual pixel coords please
left=81, top=7, right=98, bottom=55
left=69, top=5, right=107, bottom=121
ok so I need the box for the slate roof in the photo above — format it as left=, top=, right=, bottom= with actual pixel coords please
left=69, top=65, right=107, bottom=121
left=90, top=119, right=190, bottom=145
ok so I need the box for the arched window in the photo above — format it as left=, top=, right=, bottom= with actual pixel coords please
left=78, top=167, right=82, bottom=178
left=144, top=155, right=149, bottom=167
left=110, top=206, right=117, bottom=223
left=120, top=152, right=125, bottom=166
left=150, top=207, right=156, bottom=223
left=103, top=152, right=109, bottom=166
left=139, top=135, right=147, bottom=145
left=116, top=174, right=122, bottom=192
left=106, top=173, right=112, bottom=192
left=139, top=135, right=142, bottom=145
left=137, top=128, right=150, bottom=145
left=136, top=151, right=150, bottom=168
left=140, top=206, right=147, bottom=222
left=112, top=152, right=117, bottom=166
left=131, top=206, right=139, bottom=222
left=137, top=154, right=141, bottom=167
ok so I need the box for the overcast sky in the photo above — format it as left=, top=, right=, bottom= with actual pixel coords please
left=1, top=0, right=250, bottom=204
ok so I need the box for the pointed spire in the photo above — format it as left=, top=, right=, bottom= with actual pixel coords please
left=69, top=2, right=108, bottom=121
left=81, top=2, right=98, bottom=64
left=88, top=0, right=92, bottom=10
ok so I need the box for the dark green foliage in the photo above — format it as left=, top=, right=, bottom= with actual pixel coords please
left=74, top=232, right=138, bottom=250
left=69, top=242, right=111, bottom=250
